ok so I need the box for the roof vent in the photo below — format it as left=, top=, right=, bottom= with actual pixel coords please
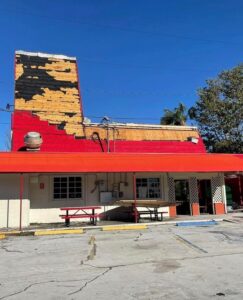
left=24, top=132, right=43, bottom=151
left=188, top=136, right=199, bottom=144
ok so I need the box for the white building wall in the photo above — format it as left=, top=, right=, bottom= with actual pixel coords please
left=0, top=171, right=226, bottom=226
left=29, top=172, right=225, bottom=223
left=29, top=172, right=170, bottom=223
left=29, top=173, right=123, bottom=223
left=0, top=174, right=30, bottom=228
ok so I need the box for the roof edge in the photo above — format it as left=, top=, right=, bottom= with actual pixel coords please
left=85, top=122, right=199, bottom=131
left=15, top=50, right=76, bottom=61
left=0, top=152, right=242, bottom=173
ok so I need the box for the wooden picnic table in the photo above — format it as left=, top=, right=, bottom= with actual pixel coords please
left=60, top=206, right=101, bottom=226
left=115, top=200, right=174, bottom=222
left=115, top=200, right=173, bottom=208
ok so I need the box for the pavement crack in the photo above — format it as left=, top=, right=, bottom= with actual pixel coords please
left=81, top=235, right=97, bottom=265
left=87, top=243, right=97, bottom=261
left=68, top=267, right=112, bottom=296
left=0, top=280, right=56, bottom=300
left=0, top=279, right=90, bottom=300
left=83, top=262, right=127, bottom=269
left=0, top=244, right=23, bottom=254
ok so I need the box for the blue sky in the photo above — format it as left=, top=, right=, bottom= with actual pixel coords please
left=0, top=0, right=242, bottom=150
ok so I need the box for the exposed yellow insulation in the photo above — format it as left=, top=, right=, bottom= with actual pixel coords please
left=15, top=63, right=24, bottom=80
left=83, top=126, right=199, bottom=141
left=15, top=52, right=83, bottom=135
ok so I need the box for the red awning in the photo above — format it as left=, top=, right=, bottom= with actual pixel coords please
left=0, top=152, right=242, bottom=173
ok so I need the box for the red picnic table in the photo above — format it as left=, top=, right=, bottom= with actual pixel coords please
left=60, top=206, right=101, bottom=226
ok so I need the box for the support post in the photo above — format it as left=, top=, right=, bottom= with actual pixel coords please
left=189, top=177, right=200, bottom=216
left=19, top=173, right=24, bottom=231
left=133, top=173, right=138, bottom=223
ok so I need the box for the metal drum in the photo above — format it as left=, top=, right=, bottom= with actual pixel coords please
left=24, top=132, right=43, bottom=150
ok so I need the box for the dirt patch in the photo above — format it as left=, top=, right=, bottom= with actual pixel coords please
left=153, top=260, right=181, bottom=273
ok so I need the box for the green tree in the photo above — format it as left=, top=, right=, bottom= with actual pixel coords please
left=189, top=64, right=243, bottom=153
left=160, top=102, right=187, bottom=126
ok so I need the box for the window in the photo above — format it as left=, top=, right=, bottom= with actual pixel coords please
left=53, top=176, right=82, bottom=200
left=136, top=178, right=161, bottom=199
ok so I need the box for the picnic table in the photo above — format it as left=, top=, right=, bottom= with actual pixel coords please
left=60, top=206, right=101, bottom=226
left=115, top=200, right=172, bottom=222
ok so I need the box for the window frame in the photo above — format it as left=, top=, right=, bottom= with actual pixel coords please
left=136, top=177, right=161, bottom=199
left=52, top=175, right=83, bottom=201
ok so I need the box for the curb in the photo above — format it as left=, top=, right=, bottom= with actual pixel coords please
left=0, top=231, right=34, bottom=237
left=102, top=224, right=147, bottom=231
left=34, top=228, right=84, bottom=236
left=0, top=218, right=226, bottom=238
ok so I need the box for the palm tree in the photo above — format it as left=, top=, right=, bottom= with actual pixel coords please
left=160, top=102, right=187, bottom=126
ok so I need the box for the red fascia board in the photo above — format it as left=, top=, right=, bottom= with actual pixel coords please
left=0, top=152, right=242, bottom=173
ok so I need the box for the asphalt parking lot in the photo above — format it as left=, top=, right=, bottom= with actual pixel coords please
left=1, top=220, right=243, bottom=300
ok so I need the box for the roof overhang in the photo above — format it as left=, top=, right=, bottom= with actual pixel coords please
left=0, top=152, right=242, bottom=173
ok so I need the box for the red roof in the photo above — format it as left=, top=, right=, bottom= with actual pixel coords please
left=0, top=152, right=242, bottom=173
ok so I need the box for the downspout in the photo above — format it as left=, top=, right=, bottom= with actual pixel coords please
left=133, top=172, right=138, bottom=223
left=91, top=132, right=104, bottom=152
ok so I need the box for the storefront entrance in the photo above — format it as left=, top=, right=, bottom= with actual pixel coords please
left=198, top=180, right=213, bottom=214
left=175, top=180, right=191, bottom=215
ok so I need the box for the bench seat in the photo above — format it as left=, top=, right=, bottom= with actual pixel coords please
left=132, top=210, right=166, bottom=222
left=60, top=214, right=99, bottom=219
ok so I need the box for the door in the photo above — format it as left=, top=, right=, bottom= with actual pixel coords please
left=175, top=180, right=190, bottom=215
left=198, top=180, right=213, bottom=214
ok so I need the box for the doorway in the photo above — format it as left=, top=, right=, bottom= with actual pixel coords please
left=198, top=180, right=213, bottom=214
left=225, top=185, right=233, bottom=208
left=175, top=180, right=191, bottom=215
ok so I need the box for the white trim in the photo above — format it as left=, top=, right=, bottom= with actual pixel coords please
left=16, top=50, right=76, bottom=61
left=85, top=122, right=198, bottom=131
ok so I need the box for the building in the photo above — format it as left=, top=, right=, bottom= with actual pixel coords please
left=0, top=51, right=242, bottom=228
left=12, top=51, right=206, bottom=154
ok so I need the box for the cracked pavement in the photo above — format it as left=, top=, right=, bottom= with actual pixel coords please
left=1, top=221, right=243, bottom=299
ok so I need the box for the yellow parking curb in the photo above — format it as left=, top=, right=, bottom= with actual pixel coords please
left=1, top=231, right=21, bottom=236
left=34, top=228, right=84, bottom=236
left=0, top=234, right=6, bottom=239
left=102, top=224, right=147, bottom=231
